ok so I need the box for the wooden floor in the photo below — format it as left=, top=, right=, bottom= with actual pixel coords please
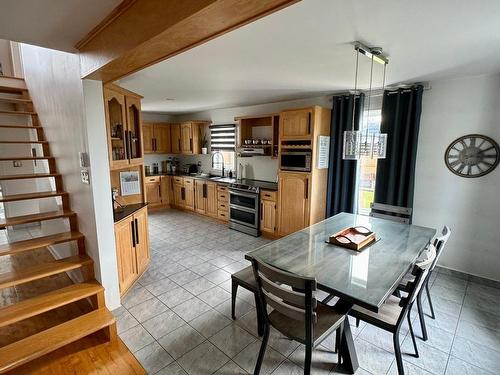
left=0, top=231, right=145, bottom=374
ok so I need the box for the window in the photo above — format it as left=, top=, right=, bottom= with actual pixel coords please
left=357, top=105, right=382, bottom=215
left=210, top=124, right=236, bottom=171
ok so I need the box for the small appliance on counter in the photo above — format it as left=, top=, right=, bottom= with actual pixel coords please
left=144, top=165, right=151, bottom=175
left=152, top=162, right=159, bottom=174
left=183, top=163, right=198, bottom=175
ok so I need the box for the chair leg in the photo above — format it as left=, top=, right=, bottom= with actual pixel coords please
left=334, top=326, right=340, bottom=354
left=393, top=333, right=404, bottom=375
left=254, top=292, right=264, bottom=337
left=231, top=280, right=238, bottom=320
left=254, top=323, right=270, bottom=375
left=416, top=291, right=428, bottom=341
left=426, top=283, right=436, bottom=319
left=407, top=308, right=419, bottom=358
left=304, top=342, right=313, bottom=375
left=336, top=322, right=344, bottom=365
left=355, top=317, right=360, bottom=328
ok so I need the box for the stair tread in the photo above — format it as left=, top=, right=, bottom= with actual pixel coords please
left=0, top=231, right=84, bottom=256
left=0, top=191, right=67, bottom=203
left=0, top=308, right=114, bottom=373
left=0, top=156, right=53, bottom=161
left=0, top=255, right=92, bottom=289
left=0, top=110, right=35, bottom=115
left=0, top=97, right=31, bottom=103
left=0, top=173, right=59, bottom=181
left=0, top=140, right=47, bottom=144
left=0, top=124, right=39, bottom=129
left=0, top=280, right=102, bottom=328
left=0, top=209, right=75, bottom=228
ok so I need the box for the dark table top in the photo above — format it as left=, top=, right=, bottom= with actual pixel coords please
left=113, top=203, right=148, bottom=223
left=246, top=212, right=436, bottom=312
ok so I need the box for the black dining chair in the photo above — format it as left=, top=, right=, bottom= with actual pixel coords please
left=398, top=226, right=451, bottom=341
left=251, top=257, right=349, bottom=375
left=369, top=202, right=412, bottom=224
left=350, top=246, right=436, bottom=375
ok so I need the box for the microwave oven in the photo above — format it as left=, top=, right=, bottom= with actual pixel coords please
left=280, top=150, right=312, bottom=172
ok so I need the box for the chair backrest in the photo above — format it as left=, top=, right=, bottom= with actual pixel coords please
left=370, top=202, right=412, bottom=224
left=430, top=226, right=451, bottom=271
left=251, top=257, right=317, bottom=339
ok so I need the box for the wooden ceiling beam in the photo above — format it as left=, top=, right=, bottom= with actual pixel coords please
left=76, top=0, right=300, bottom=83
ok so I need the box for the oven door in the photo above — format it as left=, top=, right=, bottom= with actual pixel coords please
left=229, top=190, right=258, bottom=210
left=280, top=152, right=311, bottom=172
left=229, top=205, right=258, bottom=228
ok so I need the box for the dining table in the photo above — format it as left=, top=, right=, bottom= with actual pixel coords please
left=245, top=212, right=436, bottom=373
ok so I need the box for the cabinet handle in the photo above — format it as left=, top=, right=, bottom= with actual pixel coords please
left=181, top=187, right=185, bottom=201
left=158, top=185, right=161, bottom=197
left=308, top=112, right=311, bottom=134
left=131, top=220, right=136, bottom=247
left=124, top=131, right=130, bottom=160
left=152, top=138, right=155, bottom=151
left=304, top=179, right=309, bottom=199
left=260, top=202, right=263, bottom=221
left=203, top=183, right=207, bottom=198
left=264, top=194, right=270, bottom=197
left=190, top=138, right=193, bottom=151
left=135, top=218, right=139, bottom=245
left=129, top=131, right=134, bottom=159
left=178, top=139, right=181, bottom=151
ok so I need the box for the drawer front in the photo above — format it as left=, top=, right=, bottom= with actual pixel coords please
left=173, top=176, right=183, bottom=185
left=261, top=190, right=277, bottom=202
left=184, top=178, right=194, bottom=186
left=146, top=176, right=161, bottom=183
left=217, top=191, right=229, bottom=202
left=217, top=185, right=228, bottom=192
left=217, top=210, right=229, bottom=221
left=217, top=201, right=229, bottom=212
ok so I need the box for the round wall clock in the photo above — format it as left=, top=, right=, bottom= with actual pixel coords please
left=444, top=134, right=499, bottom=178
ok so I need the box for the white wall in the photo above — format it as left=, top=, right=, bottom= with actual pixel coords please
left=414, top=73, right=500, bottom=281
left=20, top=44, right=120, bottom=308
left=162, top=95, right=332, bottom=181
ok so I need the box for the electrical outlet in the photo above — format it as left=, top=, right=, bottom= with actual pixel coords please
left=13, top=160, right=22, bottom=167
left=80, top=168, right=90, bottom=184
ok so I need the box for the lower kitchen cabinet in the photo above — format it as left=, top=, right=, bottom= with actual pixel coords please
left=260, top=189, right=277, bottom=236
left=114, top=206, right=150, bottom=295
left=145, top=176, right=161, bottom=206
left=160, top=175, right=171, bottom=205
left=184, top=178, right=195, bottom=210
left=195, top=180, right=217, bottom=217
left=173, top=177, right=195, bottom=211
left=277, top=171, right=310, bottom=236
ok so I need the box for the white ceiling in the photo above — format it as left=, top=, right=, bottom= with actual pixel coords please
left=0, top=0, right=121, bottom=51
left=118, top=0, right=500, bottom=114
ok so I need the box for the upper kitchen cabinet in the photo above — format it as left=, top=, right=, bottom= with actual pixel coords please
left=171, top=123, right=181, bottom=154
left=180, top=121, right=210, bottom=154
left=279, top=108, right=313, bottom=140
left=104, top=84, right=144, bottom=169
left=143, top=122, right=171, bottom=154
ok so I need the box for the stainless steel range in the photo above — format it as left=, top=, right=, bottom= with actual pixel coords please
left=229, top=182, right=260, bottom=237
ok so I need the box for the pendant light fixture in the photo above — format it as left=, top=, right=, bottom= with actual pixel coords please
left=343, top=43, right=389, bottom=160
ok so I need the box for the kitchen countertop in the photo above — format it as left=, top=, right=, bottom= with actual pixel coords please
left=113, top=203, right=148, bottom=223
left=145, top=172, right=278, bottom=191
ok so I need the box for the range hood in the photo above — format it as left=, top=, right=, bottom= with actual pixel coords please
left=237, top=147, right=266, bottom=157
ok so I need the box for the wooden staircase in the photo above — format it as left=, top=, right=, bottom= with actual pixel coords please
left=0, top=76, right=116, bottom=374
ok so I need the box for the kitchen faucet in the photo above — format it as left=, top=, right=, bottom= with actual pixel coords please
left=211, top=151, right=225, bottom=177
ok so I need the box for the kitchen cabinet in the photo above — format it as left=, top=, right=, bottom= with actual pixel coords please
left=195, top=180, right=217, bottom=217
left=145, top=176, right=161, bottom=206
left=180, top=122, right=194, bottom=154
left=114, top=206, right=150, bottom=295
left=217, top=185, right=229, bottom=222
left=260, top=190, right=277, bottom=236
left=184, top=178, right=195, bottom=211
left=104, top=84, right=144, bottom=170
left=172, top=176, right=194, bottom=211
left=277, top=172, right=310, bottom=236
left=280, top=108, right=312, bottom=139
left=143, top=123, right=171, bottom=154
left=171, top=124, right=181, bottom=154
left=160, top=176, right=171, bottom=205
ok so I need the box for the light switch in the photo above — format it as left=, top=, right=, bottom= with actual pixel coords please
left=79, top=152, right=89, bottom=168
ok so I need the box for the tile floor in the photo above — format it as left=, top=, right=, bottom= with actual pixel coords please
left=115, top=209, right=500, bottom=375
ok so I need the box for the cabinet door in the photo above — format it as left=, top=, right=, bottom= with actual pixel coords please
left=261, top=199, right=276, bottom=234
left=125, top=95, right=143, bottom=164
left=134, top=208, right=150, bottom=275
left=104, top=88, right=129, bottom=169
left=194, top=180, right=206, bottom=214
left=278, top=172, right=310, bottom=236
left=160, top=176, right=171, bottom=205
left=173, top=184, right=184, bottom=207
left=155, top=125, right=171, bottom=154
left=171, top=124, right=181, bottom=154
left=184, top=184, right=195, bottom=211
left=145, top=182, right=161, bottom=204
left=180, top=122, right=193, bottom=154
left=115, top=217, right=137, bottom=294
left=142, top=123, right=155, bottom=154
left=206, top=182, right=217, bottom=217
left=280, top=109, right=312, bottom=139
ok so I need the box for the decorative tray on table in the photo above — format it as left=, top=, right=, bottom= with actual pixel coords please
left=326, top=226, right=376, bottom=251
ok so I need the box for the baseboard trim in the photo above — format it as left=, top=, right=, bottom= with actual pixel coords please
left=436, top=265, right=500, bottom=289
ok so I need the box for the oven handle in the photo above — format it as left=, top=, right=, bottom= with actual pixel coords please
left=229, top=190, right=259, bottom=199
left=229, top=204, right=256, bottom=213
